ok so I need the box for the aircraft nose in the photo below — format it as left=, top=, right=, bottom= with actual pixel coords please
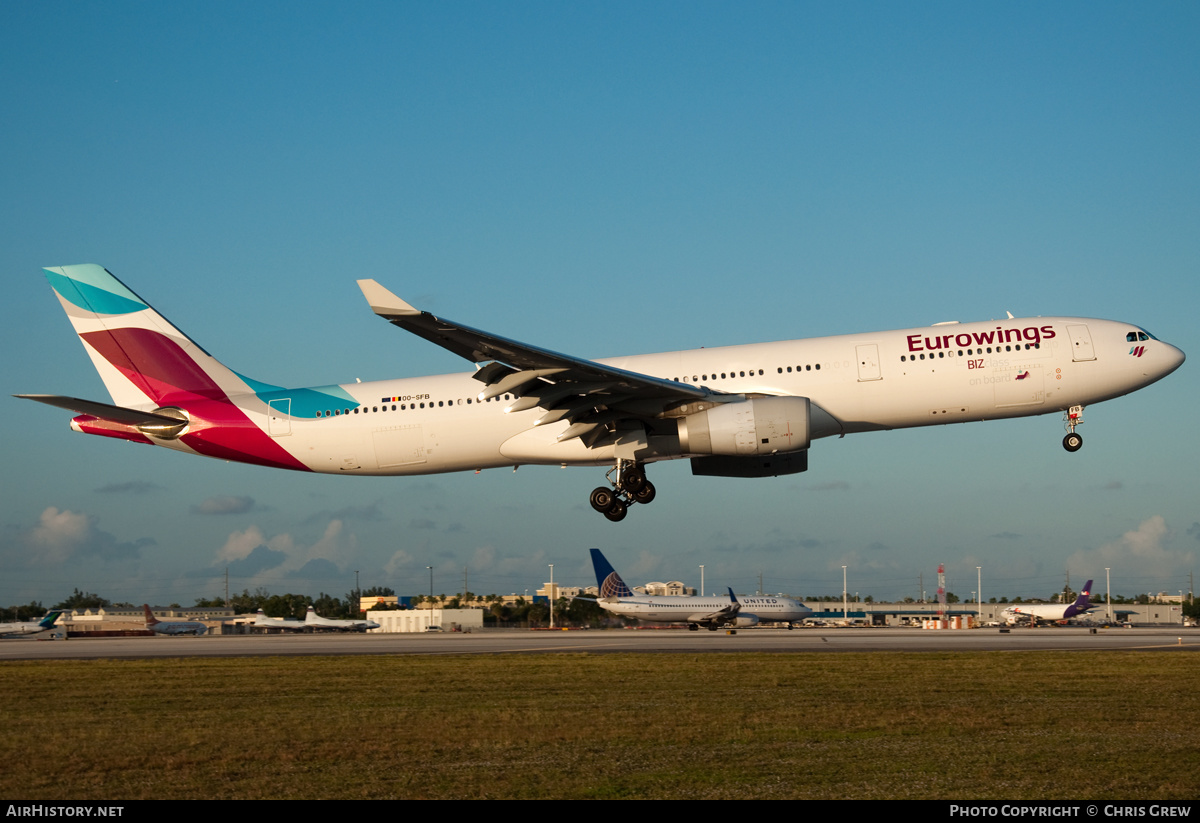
left=1161, top=342, right=1186, bottom=376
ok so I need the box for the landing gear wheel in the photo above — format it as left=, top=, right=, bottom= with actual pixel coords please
left=592, top=460, right=653, bottom=521
left=1063, top=432, right=1083, bottom=452
left=589, top=487, right=616, bottom=513
left=603, top=499, right=628, bottom=522
left=632, top=480, right=656, bottom=505
left=621, top=467, right=646, bottom=494
left=688, top=623, right=699, bottom=631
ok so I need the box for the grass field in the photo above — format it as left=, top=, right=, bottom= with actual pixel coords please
left=2, top=651, right=1196, bottom=799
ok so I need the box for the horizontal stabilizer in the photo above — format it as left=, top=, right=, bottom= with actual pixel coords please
left=15, top=394, right=184, bottom=427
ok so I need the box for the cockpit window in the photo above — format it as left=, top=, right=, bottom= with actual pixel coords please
left=1128, top=329, right=1158, bottom=342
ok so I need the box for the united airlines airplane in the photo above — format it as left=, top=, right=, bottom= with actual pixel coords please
left=589, top=548, right=812, bottom=630
left=143, top=604, right=209, bottom=636
left=18, top=264, right=1185, bottom=521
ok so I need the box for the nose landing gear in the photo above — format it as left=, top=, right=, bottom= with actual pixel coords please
left=1063, top=405, right=1084, bottom=452
left=588, top=460, right=657, bottom=522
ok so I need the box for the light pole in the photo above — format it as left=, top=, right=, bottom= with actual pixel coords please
left=1106, top=568, right=1113, bottom=623
left=977, top=566, right=982, bottom=623
left=842, top=565, right=848, bottom=620
left=549, top=564, right=555, bottom=629
left=700, top=565, right=705, bottom=597
left=427, top=566, right=434, bottom=629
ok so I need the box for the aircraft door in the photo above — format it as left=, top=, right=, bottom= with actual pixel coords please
left=267, top=398, right=291, bottom=436
left=1067, top=325, right=1096, bottom=361
left=856, top=344, right=882, bottom=381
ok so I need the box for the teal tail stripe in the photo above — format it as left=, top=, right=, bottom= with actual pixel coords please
left=44, top=265, right=147, bottom=316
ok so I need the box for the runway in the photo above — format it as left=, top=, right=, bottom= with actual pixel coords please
left=3, top=626, right=1197, bottom=660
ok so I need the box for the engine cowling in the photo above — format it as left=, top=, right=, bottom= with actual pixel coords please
left=731, top=614, right=760, bottom=628
left=677, top=396, right=810, bottom=456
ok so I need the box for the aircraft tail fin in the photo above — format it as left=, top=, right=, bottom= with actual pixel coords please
left=1080, top=583, right=1099, bottom=609
left=1065, top=580, right=1095, bottom=617
left=38, top=610, right=64, bottom=630
left=42, top=264, right=246, bottom=409
left=589, top=548, right=634, bottom=598
left=142, top=604, right=160, bottom=628
left=1078, top=581, right=1093, bottom=605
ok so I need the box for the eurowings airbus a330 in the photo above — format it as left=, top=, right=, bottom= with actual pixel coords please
left=18, top=264, right=1185, bottom=521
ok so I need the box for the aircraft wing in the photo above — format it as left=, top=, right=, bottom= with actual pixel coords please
left=358, top=280, right=722, bottom=445
left=689, top=589, right=742, bottom=625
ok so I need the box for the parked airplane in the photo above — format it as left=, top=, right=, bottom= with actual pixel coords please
left=588, top=548, right=812, bottom=630
left=143, top=604, right=209, bottom=636
left=19, top=264, right=1185, bottom=521
left=1002, top=581, right=1095, bottom=626
left=254, top=609, right=305, bottom=632
left=304, top=606, right=381, bottom=632
left=0, top=610, right=64, bottom=639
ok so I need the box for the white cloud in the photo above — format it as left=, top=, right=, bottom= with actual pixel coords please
left=212, top=519, right=355, bottom=575
left=1065, top=516, right=1195, bottom=581
left=27, top=507, right=92, bottom=564
left=10, top=507, right=145, bottom=565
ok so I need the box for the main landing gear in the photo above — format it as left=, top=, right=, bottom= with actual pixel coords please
left=589, top=460, right=656, bottom=522
left=1062, top=405, right=1085, bottom=453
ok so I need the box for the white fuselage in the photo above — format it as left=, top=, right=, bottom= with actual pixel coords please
left=1002, top=604, right=1093, bottom=623
left=143, top=315, right=1184, bottom=476
left=599, top=594, right=811, bottom=625
left=0, top=622, right=58, bottom=638
left=305, top=613, right=381, bottom=631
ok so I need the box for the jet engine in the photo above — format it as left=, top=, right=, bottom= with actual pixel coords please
left=677, top=396, right=810, bottom=457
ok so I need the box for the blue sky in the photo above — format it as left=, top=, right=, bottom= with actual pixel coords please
left=2, top=2, right=1197, bottom=607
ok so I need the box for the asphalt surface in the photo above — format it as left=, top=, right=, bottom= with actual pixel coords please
left=3, top=626, right=1197, bottom=660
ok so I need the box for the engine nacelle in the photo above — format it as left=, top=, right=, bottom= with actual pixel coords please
left=731, top=614, right=760, bottom=628
left=677, top=396, right=810, bottom=457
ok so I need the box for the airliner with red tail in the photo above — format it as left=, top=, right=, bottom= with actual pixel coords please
left=18, top=264, right=1184, bottom=521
